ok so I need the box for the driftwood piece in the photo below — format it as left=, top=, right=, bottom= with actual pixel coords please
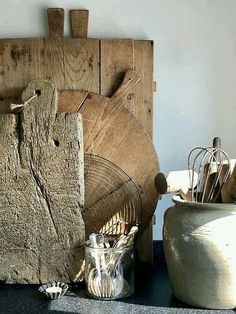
left=0, top=80, right=85, bottom=283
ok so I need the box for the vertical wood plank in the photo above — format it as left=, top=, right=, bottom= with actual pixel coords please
left=63, top=38, right=100, bottom=92
left=133, top=40, right=154, bottom=263
left=100, top=39, right=134, bottom=96
left=44, top=8, right=65, bottom=89
left=70, top=10, right=89, bottom=38
left=100, top=39, right=155, bottom=263
left=132, top=40, right=154, bottom=135
left=0, top=38, right=45, bottom=113
left=44, top=37, right=65, bottom=89
left=137, top=223, right=154, bottom=262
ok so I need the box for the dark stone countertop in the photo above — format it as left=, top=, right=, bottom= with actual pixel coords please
left=0, top=241, right=235, bottom=314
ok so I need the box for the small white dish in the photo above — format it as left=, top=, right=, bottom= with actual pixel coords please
left=38, top=282, right=69, bottom=300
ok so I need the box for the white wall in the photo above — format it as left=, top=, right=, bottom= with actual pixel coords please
left=1, top=0, right=236, bottom=239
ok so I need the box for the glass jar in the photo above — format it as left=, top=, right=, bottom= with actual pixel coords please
left=85, top=240, right=134, bottom=300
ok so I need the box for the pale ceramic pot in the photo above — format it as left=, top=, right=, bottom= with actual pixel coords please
left=163, top=195, right=236, bottom=310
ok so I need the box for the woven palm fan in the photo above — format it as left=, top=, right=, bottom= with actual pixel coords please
left=83, top=154, right=142, bottom=238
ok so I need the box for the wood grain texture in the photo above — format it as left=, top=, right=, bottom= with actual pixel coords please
left=100, top=39, right=134, bottom=97
left=83, top=154, right=142, bottom=238
left=0, top=80, right=85, bottom=283
left=0, top=9, right=157, bottom=262
left=133, top=40, right=154, bottom=134
left=133, top=40, right=155, bottom=262
left=59, top=90, right=89, bottom=112
left=0, top=38, right=45, bottom=113
left=70, top=10, right=89, bottom=38
left=59, top=70, right=159, bottom=238
left=63, top=38, right=100, bottom=91
left=0, top=38, right=99, bottom=112
left=47, top=8, right=64, bottom=38
left=44, top=37, right=65, bottom=88
left=100, top=39, right=157, bottom=262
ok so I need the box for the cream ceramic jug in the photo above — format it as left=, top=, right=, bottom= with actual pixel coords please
left=163, top=195, right=236, bottom=309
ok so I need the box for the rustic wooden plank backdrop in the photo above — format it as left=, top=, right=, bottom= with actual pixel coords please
left=0, top=8, right=158, bottom=262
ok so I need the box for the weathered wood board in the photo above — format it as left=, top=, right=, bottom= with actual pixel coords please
left=100, top=38, right=155, bottom=262
left=0, top=80, right=85, bottom=283
left=0, top=8, right=158, bottom=262
left=59, top=69, right=159, bottom=238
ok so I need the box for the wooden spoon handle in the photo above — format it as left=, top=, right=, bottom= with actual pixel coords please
left=111, top=69, right=141, bottom=103
left=221, top=160, right=236, bottom=202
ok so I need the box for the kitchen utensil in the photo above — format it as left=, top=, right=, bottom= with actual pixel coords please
left=188, top=137, right=231, bottom=202
left=113, top=226, right=138, bottom=248
left=83, top=154, right=142, bottom=238
left=88, top=233, right=114, bottom=298
left=85, top=227, right=136, bottom=300
left=87, top=265, right=124, bottom=299
left=202, top=137, right=222, bottom=202
left=221, top=160, right=236, bottom=203
left=112, top=262, right=124, bottom=296
left=106, top=226, right=138, bottom=273
left=155, top=170, right=198, bottom=201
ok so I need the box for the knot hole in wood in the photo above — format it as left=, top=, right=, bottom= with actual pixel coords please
left=35, top=89, right=41, bottom=96
left=53, top=139, right=60, bottom=147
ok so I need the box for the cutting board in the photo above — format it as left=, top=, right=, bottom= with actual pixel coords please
left=0, top=8, right=158, bottom=262
left=59, top=69, right=159, bottom=236
left=0, top=80, right=84, bottom=283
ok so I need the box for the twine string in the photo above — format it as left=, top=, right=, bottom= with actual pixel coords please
left=10, top=93, right=38, bottom=111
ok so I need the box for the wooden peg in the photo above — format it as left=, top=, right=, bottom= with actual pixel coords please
left=47, top=8, right=64, bottom=38
left=153, top=81, right=157, bottom=92
left=70, top=10, right=89, bottom=38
